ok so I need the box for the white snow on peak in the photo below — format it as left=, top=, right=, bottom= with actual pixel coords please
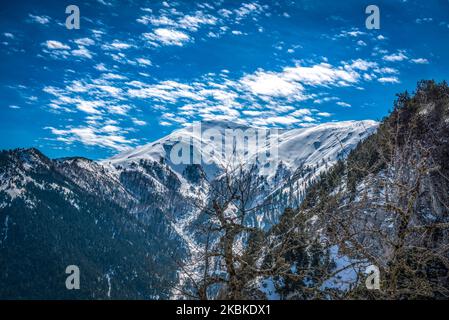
left=103, top=120, right=378, bottom=181
left=269, top=120, right=378, bottom=174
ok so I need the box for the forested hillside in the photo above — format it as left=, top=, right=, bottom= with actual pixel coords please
left=262, top=80, right=449, bottom=299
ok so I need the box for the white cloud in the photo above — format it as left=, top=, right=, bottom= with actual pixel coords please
left=378, top=76, right=400, bottom=84
left=72, top=47, right=93, bottom=59
left=301, top=115, right=316, bottom=122
left=76, top=100, right=103, bottom=114
left=290, top=109, right=312, bottom=117
left=240, top=72, right=305, bottom=98
left=313, top=96, right=339, bottom=104
left=109, top=104, right=131, bottom=115
left=143, top=28, right=191, bottom=46
left=132, top=118, right=147, bottom=126
left=416, top=18, right=433, bottom=24
left=74, top=38, right=95, bottom=46
left=136, top=58, right=152, bottom=66
left=101, top=125, right=121, bottom=133
left=66, top=80, right=89, bottom=93
left=242, top=110, right=264, bottom=116
left=347, top=59, right=378, bottom=71
left=116, top=59, right=384, bottom=128
left=336, top=29, right=365, bottom=38
left=102, top=40, right=132, bottom=50
left=178, top=12, right=217, bottom=31
left=91, top=29, right=105, bottom=39
left=97, top=85, right=122, bottom=96
left=40, top=41, right=406, bottom=139
left=283, top=63, right=360, bottom=86
left=383, top=52, right=408, bottom=62
left=102, top=73, right=126, bottom=80
left=376, top=67, right=398, bottom=74
left=234, top=2, right=265, bottom=20
left=137, top=3, right=263, bottom=43
left=43, top=40, right=70, bottom=50
left=138, top=15, right=177, bottom=26
left=95, top=63, right=108, bottom=71
left=47, top=126, right=133, bottom=151
left=97, top=0, right=113, bottom=6
left=43, top=86, right=62, bottom=96
left=28, top=14, right=50, bottom=24
left=197, top=88, right=237, bottom=103
left=3, top=33, right=14, bottom=39
left=410, top=58, right=429, bottom=64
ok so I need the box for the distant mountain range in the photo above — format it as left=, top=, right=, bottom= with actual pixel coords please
left=0, top=119, right=377, bottom=299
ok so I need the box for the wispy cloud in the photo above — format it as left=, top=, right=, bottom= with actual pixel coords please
left=102, top=40, right=133, bottom=50
left=378, top=76, right=400, bottom=84
left=46, top=126, right=134, bottom=151
left=28, top=14, right=51, bottom=25
left=410, top=58, right=429, bottom=64
left=74, top=38, right=95, bottom=46
left=3, top=33, right=15, bottom=39
left=43, top=40, right=70, bottom=50
left=383, top=51, right=408, bottom=62
left=336, top=101, right=351, bottom=107
left=72, top=47, right=94, bottom=59
left=240, top=72, right=305, bottom=99
left=143, top=28, right=191, bottom=46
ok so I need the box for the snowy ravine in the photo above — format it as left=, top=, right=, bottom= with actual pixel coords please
left=0, top=120, right=378, bottom=299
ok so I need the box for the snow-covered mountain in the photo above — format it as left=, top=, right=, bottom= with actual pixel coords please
left=0, top=119, right=378, bottom=299
left=103, top=120, right=378, bottom=228
left=105, top=120, right=377, bottom=180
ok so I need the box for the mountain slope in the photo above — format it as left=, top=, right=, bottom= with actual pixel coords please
left=0, top=149, right=185, bottom=299
left=105, top=120, right=377, bottom=181
left=262, top=81, right=449, bottom=299
left=0, top=120, right=378, bottom=299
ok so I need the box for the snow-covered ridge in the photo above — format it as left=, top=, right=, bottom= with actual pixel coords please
left=1, top=120, right=378, bottom=216
left=103, top=120, right=378, bottom=180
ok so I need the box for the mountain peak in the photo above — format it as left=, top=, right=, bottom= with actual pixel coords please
left=103, top=120, right=378, bottom=181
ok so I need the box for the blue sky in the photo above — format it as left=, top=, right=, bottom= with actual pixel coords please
left=1, top=0, right=449, bottom=159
